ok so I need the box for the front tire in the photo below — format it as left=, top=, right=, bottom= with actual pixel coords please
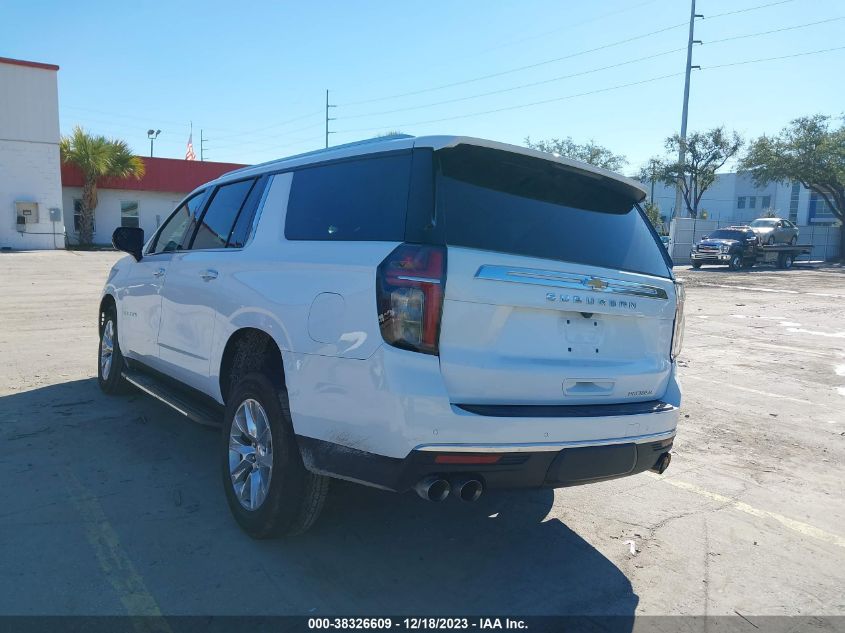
left=691, top=262, right=702, bottom=269
left=728, top=253, right=743, bottom=271
left=221, top=373, right=328, bottom=538
left=790, top=235, right=797, bottom=245
left=97, top=307, right=128, bottom=394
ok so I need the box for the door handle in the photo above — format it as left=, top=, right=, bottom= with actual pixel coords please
left=200, top=269, right=218, bottom=281
left=153, top=268, right=166, bottom=278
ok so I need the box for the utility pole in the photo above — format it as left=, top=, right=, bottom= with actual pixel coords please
left=650, top=159, right=657, bottom=203
left=325, top=89, right=336, bottom=148
left=200, top=129, right=208, bottom=162
left=673, top=0, right=703, bottom=219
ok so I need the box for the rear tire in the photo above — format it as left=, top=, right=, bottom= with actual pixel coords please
left=97, top=307, right=128, bottom=394
left=778, top=253, right=794, bottom=270
left=767, top=236, right=775, bottom=245
left=221, top=372, right=328, bottom=538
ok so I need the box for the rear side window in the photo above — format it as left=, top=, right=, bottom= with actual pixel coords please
left=191, top=179, right=256, bottom=250
left=284, top=153, right=411, bottom=241
left=435, top=146, right=671, bottom=278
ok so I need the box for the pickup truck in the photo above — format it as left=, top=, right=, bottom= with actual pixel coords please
left=691, top=226, right=811, bottom=271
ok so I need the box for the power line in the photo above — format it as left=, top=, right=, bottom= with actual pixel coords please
left=338, top=14, right=842, bottom=123
left=705, top=0, right=795, bottom=20
left=209, top=121, right=325, bottom=151
left=705, top=15, right=844, bottom=45
left=336, top=72, right=685, bottom=135
left=339, top=22, right=688, bottom=107
left=703, top=44, right=845, bottom=70
left=210, top=109, right=323, bottom=142
left=334, top=44, right=845, bottom=136
left=340, top=47, right=686, bottom=121
left=337, top=0, right=801, bottom=109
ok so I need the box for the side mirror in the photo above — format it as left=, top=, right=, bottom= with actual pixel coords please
left=112, top=227, right=145, bottom=261
left=701, top=235, right=708, bottom=240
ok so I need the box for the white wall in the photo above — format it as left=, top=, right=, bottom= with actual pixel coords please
left=61, top=187, right=185, bottom=245
left=645, top=172, right=834, bottom=228
left=0, top=61, right=64, bottom=249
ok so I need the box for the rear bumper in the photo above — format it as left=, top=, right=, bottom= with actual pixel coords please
left=285, top=346, right=681, bottom=461
left=298, top=433, right=675, bottom=491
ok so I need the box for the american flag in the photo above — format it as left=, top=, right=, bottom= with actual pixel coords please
left=185, top=133, right=196, bottom=161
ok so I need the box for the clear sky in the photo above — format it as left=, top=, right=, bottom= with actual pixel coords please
left=3, top=0, right=843, bottom=174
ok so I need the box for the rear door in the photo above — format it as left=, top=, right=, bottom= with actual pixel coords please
left=433, top=145, right=677, bottom=406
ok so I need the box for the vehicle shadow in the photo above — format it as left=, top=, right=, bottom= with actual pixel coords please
left=0, top=379, right=638, bottom=623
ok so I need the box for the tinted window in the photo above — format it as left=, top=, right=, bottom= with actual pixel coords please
left=285, top=153, right=411, bottom=241
left=151, top=191, right=207, bottom=254
left=435, top=146, right=670, bottom=278
left=228, top=176, right=267, bottom=248
left=192, top=179, right=256, bottom=250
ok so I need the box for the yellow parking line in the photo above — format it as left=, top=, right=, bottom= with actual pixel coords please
left=66, top=470, right=171, bottom=632
left=653, top=474, right=845, bottom=548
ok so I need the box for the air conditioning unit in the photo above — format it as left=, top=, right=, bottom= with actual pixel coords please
left=15, top=201, right=39, bottom=231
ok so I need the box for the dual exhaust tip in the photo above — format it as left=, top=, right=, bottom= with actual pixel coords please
left=414, top=475, right=483, bottom=502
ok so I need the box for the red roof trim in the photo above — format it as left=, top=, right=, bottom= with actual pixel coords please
left=0, top=56, right=60, bottom=71
left=60, top=156, right=248, bottom=194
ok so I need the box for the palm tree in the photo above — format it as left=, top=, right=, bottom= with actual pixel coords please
left=60, top=126, right=145, bottom=245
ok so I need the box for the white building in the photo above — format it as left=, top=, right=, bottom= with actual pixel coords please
left=61, top=157, right=246, bottom=245
left=0, top=56, right=65, bottom=249
left=646, top=172, right=840, bottom=227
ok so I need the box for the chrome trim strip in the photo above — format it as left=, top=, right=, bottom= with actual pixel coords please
left=158, top=342, right=208, bottom=361
left=475, top=265, right=669, bottom=300
left=396, top=275, right=441, bottom=284
left=123, top=374, right=191, bottom=418
left=414, top=429, right=676, bottom=453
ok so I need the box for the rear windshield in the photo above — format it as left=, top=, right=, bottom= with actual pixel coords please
left=707, top=230, right=748, bottom=240
left=435, top=146, right=671, bottom=278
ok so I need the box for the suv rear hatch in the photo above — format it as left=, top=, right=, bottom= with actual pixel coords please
left=433, top=144, right=678, bottom=406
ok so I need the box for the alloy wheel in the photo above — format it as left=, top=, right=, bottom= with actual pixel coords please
left=100, top=320, right=114, bottom=380
left=228, top=398, right=274, bottom=510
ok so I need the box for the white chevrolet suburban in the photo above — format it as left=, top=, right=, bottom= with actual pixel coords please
left=98, top=135, right=684, bottom=538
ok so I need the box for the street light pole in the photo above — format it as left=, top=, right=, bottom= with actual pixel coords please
left=147, top=129, right=161, bottom=158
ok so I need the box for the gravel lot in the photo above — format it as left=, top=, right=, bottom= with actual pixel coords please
left=0, top=250, right=843, bottom=617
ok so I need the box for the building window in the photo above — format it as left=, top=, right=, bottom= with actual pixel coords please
left=737, top=196, right=746, bottom=209
left=748, top=196, right=756, bottom=209
left=72, top=199, right=96, bottom=234
left=761, top=195, right=771, bottom=209
left=789, top=181, right=800, bottom=222
left=121, top=201, right=140, bottom=228
left=809, top=192, right=837, bottom=224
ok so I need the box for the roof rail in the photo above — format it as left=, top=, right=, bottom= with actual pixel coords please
left=222, top=134, right=415, bottom=177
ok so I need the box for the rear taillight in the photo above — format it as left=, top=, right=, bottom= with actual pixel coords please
left=670, top=280, right=685, bottom=361
left=376, top=243, right=446, bottom=355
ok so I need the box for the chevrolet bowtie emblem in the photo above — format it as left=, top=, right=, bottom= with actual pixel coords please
left=585, top=277, right=608, bottom=290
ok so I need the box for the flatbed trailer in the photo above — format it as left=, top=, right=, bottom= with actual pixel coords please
left=753, top=243, right=812, bottom=269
